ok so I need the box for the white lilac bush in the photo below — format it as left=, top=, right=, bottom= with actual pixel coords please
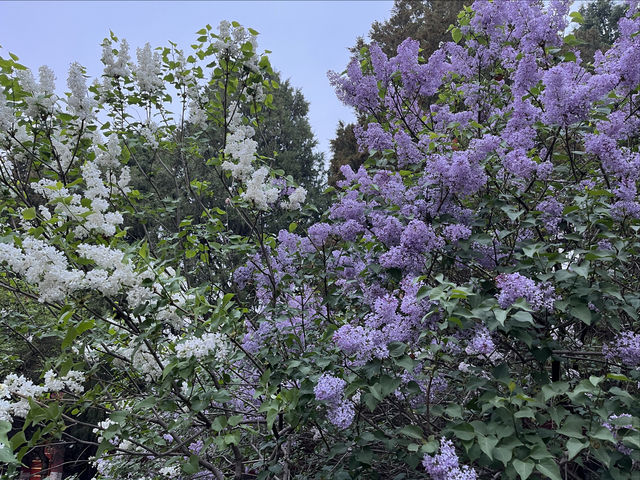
left=0, top=1, right=640, bottom=479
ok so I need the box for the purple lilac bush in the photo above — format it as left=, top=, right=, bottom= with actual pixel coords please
left=234, top=0, right=640, bottom=477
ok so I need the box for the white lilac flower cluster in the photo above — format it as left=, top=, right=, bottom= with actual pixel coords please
left=0, top=370, right=85, bottom=422
left=2, top=60, right=96, bottom=128
left=67, top=62, right=97, bottom=121
left=30, top=133, right=129, bottom=239
left=0, top=91, right=14, bottom=131
left=280, top=186, right=307, bottom=211
left=222, top=107, right=306, bottom=211
left=50, top=136, right=74, bottom=171
left=243, top=167, right=280, bottom=210
left=112, top=344, right=165, bottom=381
left=17, top=66, right=57, bottom=117
left=0, top=237, right=84, bottom=303
left=158, top=466, right=180, bottom=477
left=175, top=332, right=229, bottom=362
left=139, top=122, right=159, bottom=149
left=215, top=20, right=259, bottom=70
left=101, top=37, right=132, bottom=79
left=222, top=107, right=259, bottom=181
left=0, top=235, right=152, bottom=305
left=134, top=43, right=162, bottom=94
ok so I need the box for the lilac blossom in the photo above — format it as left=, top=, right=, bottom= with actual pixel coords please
left=308, top=222, right=332, bottom=246
left=370, top=214, right=403, bottom=246
left=465, top=326, right=495, bottom=356
left=328, top=58, right=380, bottom=111
left=603, top=331, right=640, bottom=367
left=495, top=272, right=555, bottom=311
left=335, top=219, right=365, bottom=242
left=333, top=324, right=388, bottom=363
left=394, top=130, right=422, bottom=167
left=314, top=374, right=345, bottom=404
left=400, top=220, right=443, bottom=253
left=233, top=265, right=253, bottom=289
left=314, top=374, right=355, bottom=430
left=536, top=197, right=564, bottom=233
left=423, top=437, right=477, bottom=480
left=327, top=402, right=355, bottom=430
left=369, top=43, right=391, bottom=83
left=541, top=62, right=616, bottom=126
left=597, top=239, right=613, bottom=251
left=360, top=122, right=393, bottom=152
left=329, top=193, right=367, bottom=223
left=443, top=224, right=472, bottom=243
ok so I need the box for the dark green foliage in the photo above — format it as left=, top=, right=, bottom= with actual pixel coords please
left=573, top=0, right=627, bottom=63
left=328, top=121, right=368, bottom=186
left=369, top=0, right=468, bottom=56
left=127, top=70, right=325, bottom=246
left=256, top=76, right=325, bottom=192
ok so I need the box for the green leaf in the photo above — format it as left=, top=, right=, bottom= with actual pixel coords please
left=513, top=459, right=534, bottom=480
left=62, top=326, right=78, bottom=349
left=566, top=438, right=588, bottom=460
left=76, top=318, right=95, bottom=335
left=570, top=11, right=584, bottom=24
left=606, top=373, right=630, bottom=382
left=182, top=455, right=200, bottom=474
left=622, top=432, right=640, bottom=450
left=416, top=285, right=430, bottom=301
left=535, top=458, right=562, bottom=480
left=571, top=263, right=589, bottom=278
left=363, top=393, right=378, bottom=412
left=590, top=426, right=616, bottom=444
left=570, top=305, right=591, bottom=325
left=139, top=241, right=148, bottom=259
left=522, top=244, right=539, bottom=257
left=0, top=445, right=18, bottom=464
left=379, top=374, right=401, bottom=396
left=0, top=421, right=11, bottom=444
left=564, top=33, right=580, bottom=46
left=369, top=384, right=383, bottom=401
left=477, top=435, right=499, bottom=460
left=22, top=207, right=36, bottom=220
left=451, top=423, right=475, bottom=441
left=494, top=309, right=507, bottom=327
left=451, top=27, right=462, bottom=43
left=512, top=311, right=534, bottom=325
left=493, top=446, right=513, bottom=466
left=557, top=415, right=585, bottom=439
left=445, top=404, right=463, bottom=419
left=399, top=425, right=424, bottom=440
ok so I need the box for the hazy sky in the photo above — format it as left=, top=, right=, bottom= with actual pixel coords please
left=0, top=1, right=394, bottom=158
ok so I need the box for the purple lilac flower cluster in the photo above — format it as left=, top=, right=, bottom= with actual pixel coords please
left=603, top=331, right=640, bottom=367
left=495, top=273, right=555, bottom=311
left=314, top=374, right=355, bottom=430
left=465, top=326, right=495, bottom=356
left=422, top=437, right=478, bottom=480
left=536, top=197, right=564, bottom=233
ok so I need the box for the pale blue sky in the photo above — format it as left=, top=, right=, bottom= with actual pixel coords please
left=0, top=1, right=394, bottom=158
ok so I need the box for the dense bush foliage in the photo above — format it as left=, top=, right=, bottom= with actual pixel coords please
left=0, top=1, right=640, bottom=479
